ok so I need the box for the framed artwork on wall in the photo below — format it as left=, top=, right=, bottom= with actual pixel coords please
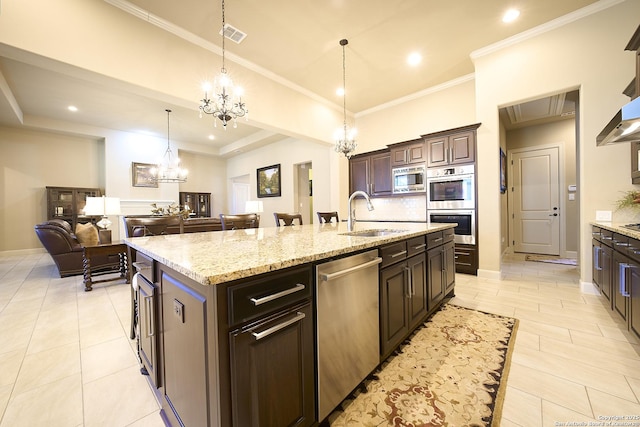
left=132, top=162, right=158, bottom=188
left=500, top=149, right=507, bottom=194
left=257, top=164, right=281, bottom=198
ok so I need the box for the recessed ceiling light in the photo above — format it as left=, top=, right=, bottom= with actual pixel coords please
left=502, top=8, right=520, bottom=23
left=407, top=52, right=422, bottom=66
left=208, top=134, right=215, bottom=140
left=68, top=105, right=78, bottom=112
left=336, top=87, right=345, bottom=97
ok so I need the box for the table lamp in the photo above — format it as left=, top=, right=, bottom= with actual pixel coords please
left=85, top=196, right=121, bottom=229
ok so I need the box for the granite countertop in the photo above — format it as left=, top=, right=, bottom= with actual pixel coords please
left=125, top=221, right=455, bottom=286
left=591, top=221, right=640, bottom=240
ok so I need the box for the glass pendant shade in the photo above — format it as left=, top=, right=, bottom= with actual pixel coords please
left=151, top=109, right=188, bottom=183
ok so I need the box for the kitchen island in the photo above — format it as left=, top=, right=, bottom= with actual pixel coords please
left=125, top=221, right=456, bottom=427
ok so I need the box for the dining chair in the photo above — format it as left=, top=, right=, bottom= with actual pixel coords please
left=274, top=212, right=303, bottom=227
left=220, top=213, right=260, bottom=230
left=317, top=211, right=339, bottom=223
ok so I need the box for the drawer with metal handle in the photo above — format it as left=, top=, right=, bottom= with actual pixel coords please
left=228, top=265, right=312, bottom=327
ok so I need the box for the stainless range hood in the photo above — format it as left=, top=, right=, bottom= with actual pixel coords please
left=597, top=96, right=640, bottom=145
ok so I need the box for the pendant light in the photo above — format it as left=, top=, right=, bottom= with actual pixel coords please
left=334, top=38, right=357, bottom=158
left=199, top=0, right=248, bottom=129
left=151, top=109, right=188, bottom=183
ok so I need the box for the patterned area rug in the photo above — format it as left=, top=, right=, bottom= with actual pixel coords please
left=525, top=254, right=577, bottom=265
left=327, top=304, right=518, bottom=427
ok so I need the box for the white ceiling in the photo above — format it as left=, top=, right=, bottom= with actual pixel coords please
left=0, top=0, right=599, bottom=154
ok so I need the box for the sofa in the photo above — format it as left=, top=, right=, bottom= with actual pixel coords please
left=34, top=219, right=121, bottom=277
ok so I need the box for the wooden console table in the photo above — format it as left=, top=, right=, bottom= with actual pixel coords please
left=82, top=242, right=130, bottom=291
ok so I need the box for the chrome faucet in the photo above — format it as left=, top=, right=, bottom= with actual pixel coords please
left=347, top=190, right=374, bottom=231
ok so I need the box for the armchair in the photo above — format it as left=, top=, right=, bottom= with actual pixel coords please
left=34, top=219, right=120, bottom=278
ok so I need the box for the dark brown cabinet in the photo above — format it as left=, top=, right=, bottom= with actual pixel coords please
left=454, top=243, right=478, bottom=276
left=427, top=231, right=455, bottom=310
left=425, top=131, right=475, bottom=167
left=390, top=139, right=426, bottom=168
left=379, top=237, right=428, bottom=359
left=349, top=149, right=392, bottom=197
left=227, top=266, right=315, bottom=427
left=592, top=225, right=640, bottom=341
left=179, top=192, right=211, bottom=217
left=422, top=124, right=480, bottom=168
left=46, top=186, right=102, bottom=230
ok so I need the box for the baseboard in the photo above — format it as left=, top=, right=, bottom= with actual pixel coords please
left=565, top=250, right=578, bottom=259
left=477, top=269, right=501, bottom=280
left=580, top=280, right=600, bottom=295
left=0, top=248, right=47, bottom=257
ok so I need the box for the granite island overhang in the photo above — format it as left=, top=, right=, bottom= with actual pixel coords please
left=124, top=221, right=456, bottom=286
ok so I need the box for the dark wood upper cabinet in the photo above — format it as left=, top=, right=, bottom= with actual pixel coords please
left=390, top=139, right=426, bottom=168
left=348, top=149, right=392, bottom=197
left=422, top=123, right=480, bottom=168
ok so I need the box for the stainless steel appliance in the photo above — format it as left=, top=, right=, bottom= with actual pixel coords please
left=316, top=249, right=382, bottom=421
left=429, top=210, right=476, bottom=245
left=392, top=165, right=426, bottom=194
left=426, top=164, right=475, bottom=210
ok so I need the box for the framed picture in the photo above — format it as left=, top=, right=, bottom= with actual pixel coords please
left=257, top=164, right=281, bottom=198
left=499, top=149, right=507, bottom=194
left=132, top=162, right=158, bottom=188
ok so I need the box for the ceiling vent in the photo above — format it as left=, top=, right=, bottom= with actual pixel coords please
left=220, top=23, right=246, bottom=44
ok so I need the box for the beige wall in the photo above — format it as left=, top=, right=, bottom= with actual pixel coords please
left=0, top=126, right=104, bottom=251
left=226, top=138, right=337, bottom=224
left=472, top=0, right=639, bottom=279
left=505, top=119, right=578, bottom=254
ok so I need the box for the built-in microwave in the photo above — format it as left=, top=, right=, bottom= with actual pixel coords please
left=426, top=164, right=475, bottom=210
left=392, top=165, right=426, bottom=194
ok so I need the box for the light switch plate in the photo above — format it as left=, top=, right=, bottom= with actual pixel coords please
left=595, top=210, right=612, bottom=221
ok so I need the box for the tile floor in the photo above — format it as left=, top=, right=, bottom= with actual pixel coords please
left=0, top=251, right=639, bottom=426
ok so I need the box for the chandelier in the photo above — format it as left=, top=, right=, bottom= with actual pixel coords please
left=335, top=38, right=357, bottom=158
left=151, top=109, right=188, bottom=183
left=198, top=0, right=248, bottom=129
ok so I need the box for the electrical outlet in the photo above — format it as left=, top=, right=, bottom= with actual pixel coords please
left=173, top=299, right=184, bottom=323
left=595, top=210, right=612, bottom=221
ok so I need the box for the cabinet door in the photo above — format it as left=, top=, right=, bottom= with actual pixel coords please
left=349, top=156, right=370, bottom=194
left=425, top=136, right=448, bottom=168
left=137, top=275, right=159, bottom=387
left=449, top=131, right=475, bottom=165
left=427, top=247, right=444, bottom=310
left=601, top=244, right=613, bottom=304
left=380, top=262, right=409, bottom=359
left=613, top=251, right=630, bottom=322
left=370, top=152, right=392, bottom=196
left=407, top=253, right=427, bottom=330
left=443, top=241, right=456, bottom=294
left=406, top=141, right=426, bottom=164
left=630, top=260, right=640, bottom=338
left=230, top=303, right=315, bottom=427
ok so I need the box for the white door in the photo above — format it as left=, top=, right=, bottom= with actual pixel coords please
left=511, top=146, right=560, bottom=255
left=231, top=182, right=250, bottom=214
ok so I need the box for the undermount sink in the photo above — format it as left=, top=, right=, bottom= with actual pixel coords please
left=340, top=229, right=407, bottom=237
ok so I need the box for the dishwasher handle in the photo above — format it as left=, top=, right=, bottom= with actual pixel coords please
left=319, top=257, right=382, bottom=282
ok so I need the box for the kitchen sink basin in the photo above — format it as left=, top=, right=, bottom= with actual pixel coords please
left=340, top=229, right=407, bottom=237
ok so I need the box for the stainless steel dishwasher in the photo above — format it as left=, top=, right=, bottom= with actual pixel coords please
left=316, top=249, right=382, bottom=421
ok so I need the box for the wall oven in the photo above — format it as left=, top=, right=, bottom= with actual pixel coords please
left=429, top=210, right=475, bottom=245
left=426, top=164, right=474, bottom=210
left=392, top=165, right=426, bottom=194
